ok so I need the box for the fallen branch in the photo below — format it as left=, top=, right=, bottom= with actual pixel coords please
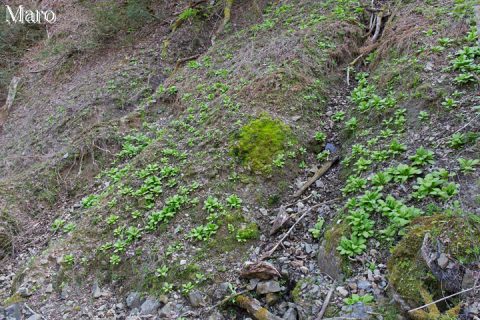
left=293, top=156, right=339, bottom=198
left=235, top=295, right=282, bottom=320
left=318, top=284, right=335, bottom=319
left=408, top=285, right=480, bottom=314
left=261, top=198, right=340, bottom=260
left=208, top=289, right=251, bottom=312
left=174, top=54, right=201, bottom=71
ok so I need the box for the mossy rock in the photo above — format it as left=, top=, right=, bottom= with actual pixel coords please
left=388, top=214, right=480, bottom=309
left=232, top=114, right=295, bottom=173
left=318, top=221, right=349, bottom=279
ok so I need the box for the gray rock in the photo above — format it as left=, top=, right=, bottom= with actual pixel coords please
left=437, top=253, right=449, bottom=269
left=283, top=307, right=297, bottom=320
left=304, top=244, right=313, bottom=254
left=158, top=302, right=175, bottom=318
left=45, top=284, right=53, bottom=294
left=126, top=292, right=143, bottom=309
left=208, top=311, right=225, bottom=320
left=357, top=280, right=372, bottom=291
left=60, top=285, right=69, bottom=300
left=214, top=282, right=231, bottom=300
left=325, top=143, right=337, bottom=154
left=257, top=280, right=282, bottom=294
left=315, top=180, right=325, bottom=188
left=188, top=290, right=205, bottom=307
left=462, top=269, right=478, bottom=292
left=139, top=298, right=160, bottom=315
left=247, top=278, right=260, bottom=291
left=4, top=304, right=21, bottom=320
left=17, top=286, right=31, bottom=298
left=317, top=242, right=343, bottom=280
left=341, top=302, right=374, bottom=320
left=27, top=315, right=42, bottom=320
left=92, top=282, right=102, bottom=298
left=336, top=286, right=349, bottom=297
left=159, top=295, right=169, bottom=305
left=291, top=115, right=302, bottom=122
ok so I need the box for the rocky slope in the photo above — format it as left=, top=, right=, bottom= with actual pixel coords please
left=0, top=0, right=479, bottom=319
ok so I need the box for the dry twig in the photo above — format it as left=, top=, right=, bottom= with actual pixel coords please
left=408, top=285, right=480, bottom=314
left=319, top=284, right=335, bottom=319
left=262, top=198, right=340, bottom=260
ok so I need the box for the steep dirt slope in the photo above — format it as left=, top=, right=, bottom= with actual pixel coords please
left=0, top=0, right=479, bottom=319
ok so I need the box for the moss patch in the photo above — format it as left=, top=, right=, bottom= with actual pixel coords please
left=236, top=222, right=260, bottom=242
left=388, top=214, right=480, bottom=307
left=232, top=114, right=294, bottom=173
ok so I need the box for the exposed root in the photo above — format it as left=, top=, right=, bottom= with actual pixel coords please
left=0, top=76, right=21, bottom=131
left=212, top=0, right=234, bottom=45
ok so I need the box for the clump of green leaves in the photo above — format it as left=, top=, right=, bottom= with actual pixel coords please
left=226, top=194, right=242, bottom=209
left=344, top=294, right=374, bottom=305
left=63, top=254, right=75, bottom=266
left=412, top=169, right=458, bottom=200
left=314, top=131, right=327, bottom=143
left=155, top=265, right=169, bottom=278
left=117, top=133, right=152, bottom=159
left=52, top=219, right=65, bottom=231
left=236, top=223, right=260, bottom=242
left=204, top=196, right=222, bottom=213
left=409, top=147, right=435, bottom=166
left=458, top=158, right=479, bottom=173
left=187, top=223, right=219, bottom=241
left=82, top=194, right=100, bottom=208
left=309, top=218, right=325, bottom=239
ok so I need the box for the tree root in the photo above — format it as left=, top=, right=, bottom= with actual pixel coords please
left=212, top=0, right=234, bottom=45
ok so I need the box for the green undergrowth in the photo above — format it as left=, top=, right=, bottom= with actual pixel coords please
left=328, top=20, right=480, bottom=260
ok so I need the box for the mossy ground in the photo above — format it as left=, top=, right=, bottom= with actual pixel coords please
left=388, top=214, right=480, bottom=306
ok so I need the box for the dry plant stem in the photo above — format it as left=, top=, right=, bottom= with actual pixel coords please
left=207, top=288, right=252, bottom=312
left=262, top=198, right=340, bottom=260
left=408, top=285, right=480, bottom=314
left=318, top=284, right=335, bottom=319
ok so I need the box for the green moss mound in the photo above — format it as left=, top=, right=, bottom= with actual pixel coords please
left=232, top=114, right=294, bottom=173
left=388, top=214, right=480, bottom=307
